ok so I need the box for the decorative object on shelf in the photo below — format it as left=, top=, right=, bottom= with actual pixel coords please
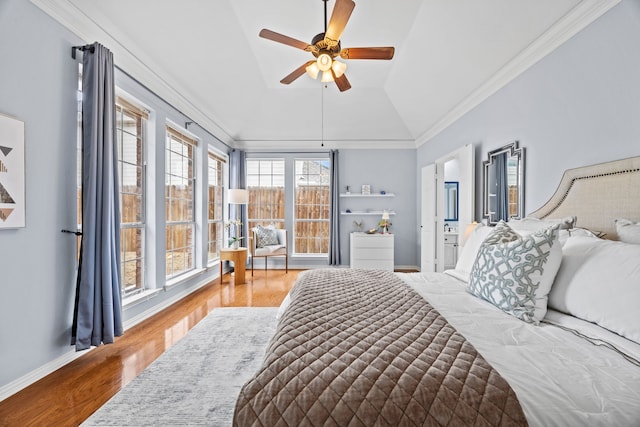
left=0, top=113, right=25, bottom=229
left=353, top=219, right=363, bottom=232
left=366, top=228, right=377, bottom=234
left=380, top=190, right=386, bottom=195
left=378, top=210, right=391, bottom=234
left=345, top=185, right=351, bottom=194
left=361, top=184, right=371, bottom=195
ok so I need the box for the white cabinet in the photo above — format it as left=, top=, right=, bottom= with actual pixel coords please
left=350, top=233, right=394, bottom=271
left=443, top=233, right=458, bottom=270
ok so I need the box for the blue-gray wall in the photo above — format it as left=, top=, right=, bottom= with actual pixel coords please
left=0, top=0, right=231, bottom=394
left=1, top=0, right=639, bottom=399
left=417, top=1, right=640, bottom=222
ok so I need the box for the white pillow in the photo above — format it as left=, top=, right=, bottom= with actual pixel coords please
left=453, top=223, right=492, bottom=281
left=508, top=216, right=576, bottom=235
left=615, top=218, right=640, bottom=244
left=467, top=221, right=562, bottom=324
left=548, top=236, right=640, bottom=343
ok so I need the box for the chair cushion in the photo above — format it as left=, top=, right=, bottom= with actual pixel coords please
left=254, top=225, right=279, bottom=248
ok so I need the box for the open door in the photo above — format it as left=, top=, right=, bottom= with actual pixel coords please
left=420, top=164, right=436, bottom=272
left=421, top=144, right=475, bottom=273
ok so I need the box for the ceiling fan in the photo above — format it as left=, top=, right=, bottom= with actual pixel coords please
left=259, top=0, right=395, bottom=92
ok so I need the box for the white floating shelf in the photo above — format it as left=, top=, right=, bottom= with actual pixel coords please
left=341, top=210, right=396, bottom=216
left=340, top=193, right=395, bottom=197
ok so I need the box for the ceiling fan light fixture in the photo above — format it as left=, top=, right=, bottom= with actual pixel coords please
left=331, top=60, right=346, bottom=78
left=317, top=53, right=332, bottom=72
left=305, top=62, right=320, bottom=79
left=321, top=70, right=334, bottom=83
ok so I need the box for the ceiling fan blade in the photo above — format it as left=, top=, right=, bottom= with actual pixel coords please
left=340, top=47, right=395, bottom=60
left=259, top=29, right=310, bottom=51
left=280, top=61, right=315, bottom=85
left=325, top=0, right=355, bottom=46
left=334, top=71, right=351, bottom=92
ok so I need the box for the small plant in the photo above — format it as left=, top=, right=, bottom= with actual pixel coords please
left=225, top=219, right=243, bottom=247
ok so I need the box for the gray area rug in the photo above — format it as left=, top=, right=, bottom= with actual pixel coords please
left=82, top=307, right=278, bottom=426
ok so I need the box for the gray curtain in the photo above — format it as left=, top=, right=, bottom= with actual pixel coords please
left=72, top=42, right=123, bottom=351
left=229, top=149, right=247, bottom=240
left=329, top=150, right=341, bottom=265
left=495, top=152, right=509, bottom=222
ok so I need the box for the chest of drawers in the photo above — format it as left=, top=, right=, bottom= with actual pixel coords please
left=350, top=233, right=394, bottom=271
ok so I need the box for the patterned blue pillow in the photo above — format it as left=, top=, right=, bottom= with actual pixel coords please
left=467, top=221, right=562, bottom=324
left=254, top=225, right=279, bottom=248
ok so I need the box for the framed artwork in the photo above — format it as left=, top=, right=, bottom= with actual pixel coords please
left=0, top=114, right=25, bottom=229
left=361, top=184, right=371, bottom=195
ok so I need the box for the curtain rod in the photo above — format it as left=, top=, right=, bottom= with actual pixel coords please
left=71, top=44, right=233, bottom=151
left=71, top=44, right=94, bottom=60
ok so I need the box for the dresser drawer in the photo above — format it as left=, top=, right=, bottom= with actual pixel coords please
left=350, top=233, right=394, bottom=271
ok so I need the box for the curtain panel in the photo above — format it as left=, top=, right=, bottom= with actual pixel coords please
left=329, top=150, right=340, bottom=265
left=72, top=42, right=123, bottom=351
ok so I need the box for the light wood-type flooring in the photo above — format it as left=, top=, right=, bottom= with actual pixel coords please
left=0, top=269, right=299, bottom=427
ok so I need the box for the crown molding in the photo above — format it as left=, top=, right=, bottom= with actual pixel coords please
left=415, top=0, right=621, bottom=148
left=30, top=0, right=236, bottom=147
left=235, top=139, right=417, bottom=151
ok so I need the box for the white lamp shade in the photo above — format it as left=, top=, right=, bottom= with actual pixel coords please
left=305, top=62, right=320, bottom=79
left=381, top=210, right=390, bottom=220
left=321, top=70, right=334, bottom=83
left=316, top=53, right=332, bottom=71
left=331, top=60, right=346, bottom=78
left=228, top=189, right=249, bottom=204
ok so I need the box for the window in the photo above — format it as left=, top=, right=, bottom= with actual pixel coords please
left=165, top=127, right=196, bottom=279
left=246, top=159, right=285, bottom=230
left=294, top=159, right=330, bottom=254
left=207, top=151, right=226, bottom=263
left=117, top=97, right=148, bottom=295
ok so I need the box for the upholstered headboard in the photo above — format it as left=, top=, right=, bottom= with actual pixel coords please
left=529, top=156, right=640, bottom=240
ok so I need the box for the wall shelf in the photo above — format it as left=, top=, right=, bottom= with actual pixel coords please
left=340, top=193, right=395, bottom=198
left=341, top=210, right=396, bottom=216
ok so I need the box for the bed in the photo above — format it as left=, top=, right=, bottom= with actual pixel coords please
left=233, top=156, right=640, bottom=426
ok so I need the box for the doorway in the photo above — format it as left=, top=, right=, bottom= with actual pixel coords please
left=420, top=144, right=474, bottom=272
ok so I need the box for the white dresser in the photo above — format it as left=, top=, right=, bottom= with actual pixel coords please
left=350, top=233, right=394, bottom=271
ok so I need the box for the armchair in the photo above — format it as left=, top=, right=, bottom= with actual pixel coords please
left=249, top=228, right=288, bottom=275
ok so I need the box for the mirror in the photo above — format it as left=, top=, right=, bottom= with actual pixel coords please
left=483, top=141, right=525, bottom=225
left=444, top=181, right=458, bottom=221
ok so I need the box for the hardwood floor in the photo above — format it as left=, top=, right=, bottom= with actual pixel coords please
left=0, top=269, right=299, bottom=427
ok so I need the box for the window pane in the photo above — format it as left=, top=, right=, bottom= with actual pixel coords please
left=165, top=129, right=196, bottom=278
left=116, top=97, right=146, bottom=295
left=294, top=159, right=330, bottom=255
left=247, top=159, right=285, bottom=231
left=207, top=152, right=225, bottom=263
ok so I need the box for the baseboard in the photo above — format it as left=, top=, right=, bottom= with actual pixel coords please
left=0, top=273, right=216, bottom=402
left=0, top=348, right=90, bottom=401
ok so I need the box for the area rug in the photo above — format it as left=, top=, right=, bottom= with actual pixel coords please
left=82, top=307, right=278, bottom=426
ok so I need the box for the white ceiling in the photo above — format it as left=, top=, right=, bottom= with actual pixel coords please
left=33, top=0, right=619, bottom=149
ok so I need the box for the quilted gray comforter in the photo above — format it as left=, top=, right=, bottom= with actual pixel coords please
left=233, top=268, right=527, bottom=426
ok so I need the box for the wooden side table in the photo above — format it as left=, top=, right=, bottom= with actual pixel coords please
left=219, top=247, right=247, bottom=286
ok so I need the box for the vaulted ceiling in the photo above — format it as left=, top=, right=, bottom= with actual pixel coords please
left=33, top=0, right=618, bottom=149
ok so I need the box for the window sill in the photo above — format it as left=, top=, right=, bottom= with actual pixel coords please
left=165, top=268, right=206, bottom=288
left=122, top=288, right=163, bottom=309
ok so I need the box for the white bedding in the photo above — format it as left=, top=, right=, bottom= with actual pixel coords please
left=398, top=270, right=640, bottom=427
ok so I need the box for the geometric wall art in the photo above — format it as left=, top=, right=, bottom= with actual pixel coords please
left=0, top=113, right=25, bottom=229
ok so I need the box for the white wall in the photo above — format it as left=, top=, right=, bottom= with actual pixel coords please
left=417, top=1, right=640, bottom=222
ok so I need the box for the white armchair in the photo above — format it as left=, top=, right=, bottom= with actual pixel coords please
left=249, top=228, right=288, bottom=275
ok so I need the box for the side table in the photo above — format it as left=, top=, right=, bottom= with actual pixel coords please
left=219, top=247, right=247, bottom=286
